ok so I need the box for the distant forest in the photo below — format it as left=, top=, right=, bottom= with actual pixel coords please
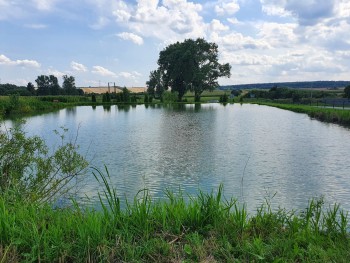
left=0, top=74, right=82, bottom=96
left=220, top=81, right=350, bottom=90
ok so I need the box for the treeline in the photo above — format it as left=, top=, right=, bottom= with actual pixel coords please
left=221, top=81, right=350, bottom=90
left=244, top=87, right=337, bottom=102
left=0, top=83, right=31, bottom=96
left=0, top=75, right=83, bottom=96
left=94, top=87, right=141, bottom=104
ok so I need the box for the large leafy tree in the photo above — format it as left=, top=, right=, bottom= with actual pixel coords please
left=35, top=75, right=60, bottom=95
left=62, top=75, right=77, bottom=95
left=149, top=38, right=231, bottom=101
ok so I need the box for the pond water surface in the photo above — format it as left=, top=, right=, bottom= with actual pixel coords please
left=5, top=104, right=350, bottom=213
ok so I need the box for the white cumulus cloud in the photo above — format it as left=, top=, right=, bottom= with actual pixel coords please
left=210, top=19, right=229, bottom=31
left=0, top=54, right=41, bottom=68
left=118, top=71, right=142, bottom=80
left=92, top=66, right=116, bottom=77
left=117, top=32, right=144, bottom=45
left=47, top=67, right=65, bottom=78
left=112, top=0, right=206, bottom=42
left=260, top=0, right=336, bottom=25
left=71, top=61, right=88, bottom=72
left=215, top=0, right=240, bottom=16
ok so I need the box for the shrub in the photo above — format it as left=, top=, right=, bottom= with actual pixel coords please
left=144, top=93, right=149, bottom=104
left=91, top=93, right=97, bottom=103
left=162, top=91, right=178, bottom=103
left=219, top=93, right=228, bottom=103
left=0, top=123, right=88, bottom=204
left=102, top=92, right=111, bottom=103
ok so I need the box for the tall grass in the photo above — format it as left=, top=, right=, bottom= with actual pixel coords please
left=0, top=96, right=64, bottom=117
left=0, top=167, right=349, bottom=262
left=0, top=96, right=92, bottom=117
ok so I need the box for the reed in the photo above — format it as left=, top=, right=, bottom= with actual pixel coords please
left=0, top=95, right=92, bottom=117
left=0, top=168, right=349, bottom=262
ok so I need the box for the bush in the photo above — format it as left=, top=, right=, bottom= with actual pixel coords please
left=162, top=91, right=178, bottom=103
left=4, top=94, right=20, bottom=114
left=102, top=92, right=111, bottom=103
left=144, top=93, right=149, bottom=104
left=0, top=123, right=88, bottom=204
left=219, top=93, right=228, bottom=103
left=91, top=93, right=97, bottom=103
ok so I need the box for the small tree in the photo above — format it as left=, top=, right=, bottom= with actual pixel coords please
left=115, top=92, right=122, bottom=103
left=62, top=75, right=77, bottom=95
left=146, top=69, right=164, bottom=98
left=122, top=87, right=130, bottom=103
left=91, top=93, right=97, bottom=103
left=27, top=82, right=35, bottom=95
left=144, top=93, right=149, bottom=104
left=219, top=93, right=228, bottom=103
left=102, top=92, right=111, bottom=103
left=5, top=94, right=20, bottom=114
left=344, top=85, right=350, bottom=100
left=162, top=91, right=178, bottom=103
left=131, top=95, right=137, bottom=103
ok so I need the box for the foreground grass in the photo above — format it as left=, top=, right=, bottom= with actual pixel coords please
left=252, top=101, right=350, bottom=127
left=1, top=178, right=349, bottom=262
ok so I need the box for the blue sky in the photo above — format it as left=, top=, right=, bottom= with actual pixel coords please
left=1, top=0, right=349, bottom=88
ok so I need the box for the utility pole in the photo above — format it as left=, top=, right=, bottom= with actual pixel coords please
left=108, top=82, right=114, bottom=93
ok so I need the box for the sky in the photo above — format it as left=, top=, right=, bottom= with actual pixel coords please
left=0, top=0, right=350, bottom=88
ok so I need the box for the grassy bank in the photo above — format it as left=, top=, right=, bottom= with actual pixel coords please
left=1, top=183, right=349, bottom=262
left=252, top=101, right=350, bottom=127
left=0, top=95, right=91, bottom=117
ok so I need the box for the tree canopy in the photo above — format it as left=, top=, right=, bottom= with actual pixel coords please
left=146, top=69, right=164, bottom=99
left=147, top=38, right=231, bottom=101
left=35, top=75, right=60, bottom=95
left=344, top=85, right=350, bottom=99
left=0, top=75, right=83, bottom=96
left=0, top=83, right=31, bottom=96
left=34, top=75, right=82, bottom=96
left=26, top=82, right=35, bottom=95
left=62, top=75, right=76, bottom=94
